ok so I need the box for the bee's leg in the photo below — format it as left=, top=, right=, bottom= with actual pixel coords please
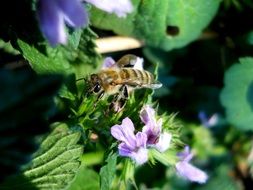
left=109, top=85, right=128, bottom=112
left=94, top=90, right=105, bottom=108
left=97, top=90, right=105, bottom=101
left=116, top=54, right=138, bottom=68
left=118, top=85, right=129, bottom=110
left=109, top=93, right=120, bottom=111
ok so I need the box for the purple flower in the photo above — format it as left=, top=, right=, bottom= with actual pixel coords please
left=37, top=0, right=133, bottom=46
left=140, top=105, right=172, bottom=152
left=140, top=105, right=156, bottom=125
left=111, top=117, right=148, bottom=165
left=198, top=111, right=219, bottom=128
left=175, top=146, right=208, bottom=184
left=102, top=57, right=116, bottom=69
left=37, top=0, right=88, bottom=46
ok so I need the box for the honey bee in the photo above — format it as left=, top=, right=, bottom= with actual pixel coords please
left=87, top=54, right=162, bottom=112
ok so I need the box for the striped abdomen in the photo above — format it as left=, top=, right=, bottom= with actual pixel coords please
left=120, top=68, right=162, bottom=89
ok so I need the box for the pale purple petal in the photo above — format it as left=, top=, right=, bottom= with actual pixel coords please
left=119, top=144, right=148, bottom=165
left=121, top=117, right=136, bottom=140
left=118, top=142, right=133, bottom=156
left=208, top=114, right=219, bottom=126
left=176, top=146, right=208, bottom=183
left=176, top=161, right=208, bottom=184
left=111, top=117, right=136, bottom=149
left=132, top=57, right=144, bottom=70
left=155, top=132, right=172, bottom=152
left=198, top=111, right=219, bottom=128
left=141, top=106, right=165, bottom=148
left=140, top=105, right=156, bottom=125
left=177, top=146, right=194, bottom=162
left=130, top=147, right=148, bottom=165
left=85, top=0, right=133, bottom=17
left=135, top=132, right=147, bottom=148
left=142, top=123, right=160, bottom=144
left=37, top=0, right=67, bottom=45
left=111, top=117, right=149, bottom=165
left=102, top=57, right=116, bottom=69
left=57, top=0, right=88, bottom=27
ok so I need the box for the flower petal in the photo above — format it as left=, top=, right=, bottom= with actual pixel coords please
left=198, top=111, right=219, bottom=128
left=130, top=147, right=148, bottom=165
left=37, top=0, right=67, bottom=45
left=140, top=105, right=156, bottom=125
left=142, top=123, right=159, bottom=144
left=118, top=142, right=133, bottom=156
left=86, top=0, right=133, bottom=17
left=111, top=117, right=136, bottom=149
left=132, top=57, right=144, bottom=70
left=135, top=132, right=147, bottom=148
left=176, top=161, right=208, bottom=184
left=102, top=57, right=116, bottom=69
left=177, top=146, right=194, bottom=162
left=57, top=0, right=88, bottom=27
left=155, top=132, right=172, bottom=152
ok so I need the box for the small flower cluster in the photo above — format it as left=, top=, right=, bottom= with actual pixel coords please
left=111, top=105, right=172, bottom=165
left=37, top=0, right=133, bottom=46
left=198, top=111, right=219, bottom=128
left=176, top=146, right=208, bottom=183
left=111, top=105, right=208, bottom=184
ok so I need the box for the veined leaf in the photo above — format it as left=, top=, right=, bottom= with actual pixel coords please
left=17, top=39, right=74, bottom=75
left=0, top=69, right=63, bottom=183
left=1, top=123, right=83, bottom=189
left=220, top=57, right=253, bottom=131
left=16, top=29, right=100, bottom=100
left=67, top=165, right=100, bottom=190
left=90, top=0, right=221, bottom=51
left=99, top=152, right=117, bottom=190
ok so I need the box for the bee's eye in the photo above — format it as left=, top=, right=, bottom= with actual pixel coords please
left=93, top=83, right=101, bottom=93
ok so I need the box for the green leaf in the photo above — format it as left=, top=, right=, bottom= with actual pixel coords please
left=1, top=123, right=83, bottom=190
left=220, top=57, right=253, bottom=131
left=99, top=152, right=117, bottom=190
left=192, top=125, right=215, bottom=159
left=16, top=28, right=100, bottom=100
left=0, top=39, right=20, bottom=55
left=17, top=39, right=75, bottom=75
left=162, top=0, right=221, bottom=50
left=62, top=28, right=100, bottom=67
left=68, top=29, right=83, bottom=50
left=90, top=0, right=221, bottom=50
left=17, top=27, right=101, bottom=99
left=71, top=28, right=101, bottom=82
left=67, top=165, right=100, bottom=190
left=0, top=69, right=63, bottom=182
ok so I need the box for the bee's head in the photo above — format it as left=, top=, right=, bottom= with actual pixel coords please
left=89, top=74, right=102, bottom=93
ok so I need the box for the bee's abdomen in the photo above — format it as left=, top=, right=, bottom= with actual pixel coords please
left=121, top=68, right=154, bottom=86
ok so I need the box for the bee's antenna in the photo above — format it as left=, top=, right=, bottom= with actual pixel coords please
left=76, top=77, right=87, bottom=82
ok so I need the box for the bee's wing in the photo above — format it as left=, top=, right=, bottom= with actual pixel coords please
left=116, top=54, right=144, bottom=70
left=143, top=81, right=163, bottom=89
left=124, top=80, right=162, bottom=89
